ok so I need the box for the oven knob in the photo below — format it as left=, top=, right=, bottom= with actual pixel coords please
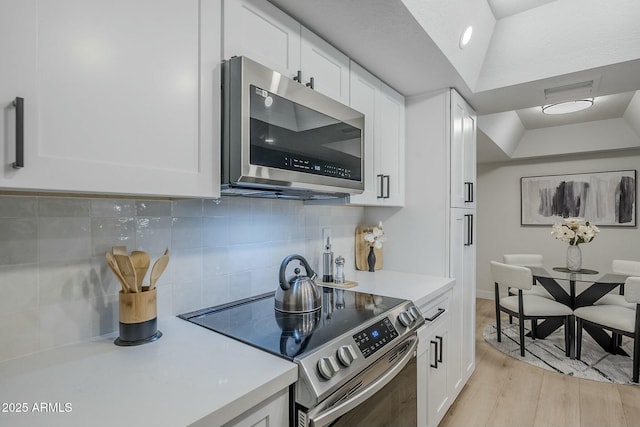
left=317, top=356, right=340, bottom=380
left=409, top=306, right=422, bottom=321
left=337, top=345, right=358, bottom=367
left=398, top=311, right=413, bottom=327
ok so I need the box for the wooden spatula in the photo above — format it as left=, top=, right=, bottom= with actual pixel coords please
left=149, top=254, right=169, bottom=290
left=114, top=254, right=138, bottom=293
left=112, top=246, right=127, bottom=255
left=105, top=252, right=130, bottom=293
left=130, top=251, right=150, bottom=291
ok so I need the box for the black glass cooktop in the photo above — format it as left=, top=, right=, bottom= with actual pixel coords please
left=179, top=287, right=406, bottom=361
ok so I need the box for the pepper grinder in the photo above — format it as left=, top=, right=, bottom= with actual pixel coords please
left=334, top=256, right=345, bottom=284
left=322, top=236, right=334, bottom=282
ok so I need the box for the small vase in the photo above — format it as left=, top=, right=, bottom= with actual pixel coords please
left=367, top=246, right=376, bottom=272
left=566, top=245, right=582, bottom=271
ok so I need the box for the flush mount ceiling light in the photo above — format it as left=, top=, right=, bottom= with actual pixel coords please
left=459, top=26, right=473, bottom=49
left=541, top=98, right=594, bottom=115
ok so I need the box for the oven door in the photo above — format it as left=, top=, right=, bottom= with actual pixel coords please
left=300, top=335, right=417, bottom=427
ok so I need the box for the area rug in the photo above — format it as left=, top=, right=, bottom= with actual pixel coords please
left=483, top=323, right=637, bottom=385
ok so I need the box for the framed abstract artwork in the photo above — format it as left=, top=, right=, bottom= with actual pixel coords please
left=521, top=170, right=637, bottom=226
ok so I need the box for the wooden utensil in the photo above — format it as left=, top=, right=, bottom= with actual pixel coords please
left=130, top=251, right=150, bottom=291
left=105, top=252, right=130, bottom=293
left=112, top=246, right=127, bottom=255
left=114, top=254, right=138, bottom=293
left=149, top=254, right=169, bottom=290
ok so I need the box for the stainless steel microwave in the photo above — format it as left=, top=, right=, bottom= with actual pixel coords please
left=221, top=56, right=365, bottom=199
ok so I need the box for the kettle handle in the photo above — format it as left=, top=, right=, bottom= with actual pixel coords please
left=279, top=254, right=317, bottom=290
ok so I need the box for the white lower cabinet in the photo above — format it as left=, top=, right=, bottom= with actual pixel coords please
left=450, top=208, right=476, bottom=384
left=219, top=388, right=289, bottom=427
left=417, top=290, right=455, bottom=427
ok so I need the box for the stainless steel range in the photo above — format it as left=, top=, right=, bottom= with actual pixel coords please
left=179, top=286, right=424, bottom=426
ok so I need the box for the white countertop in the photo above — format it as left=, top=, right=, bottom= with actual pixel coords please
left=0, top=317, right=297, bottom=427
left=342, top=270, right=455, bottom=307
left=0, top=270, right=452, bottom=427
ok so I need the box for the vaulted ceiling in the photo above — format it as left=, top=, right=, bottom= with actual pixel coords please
left=269, top=0, right=640, bottom=163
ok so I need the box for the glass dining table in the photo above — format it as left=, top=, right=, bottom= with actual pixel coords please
left=527, top=265, right=629, bottom=356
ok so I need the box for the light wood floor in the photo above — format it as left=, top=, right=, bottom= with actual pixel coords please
left=439, top=298, right=640, bottom=427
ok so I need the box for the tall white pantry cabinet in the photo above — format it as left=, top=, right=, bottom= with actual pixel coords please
left=374, top=87, right=476, bottom=427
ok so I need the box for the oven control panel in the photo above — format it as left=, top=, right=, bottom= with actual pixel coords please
left=353, top=317, right=398, bottom=358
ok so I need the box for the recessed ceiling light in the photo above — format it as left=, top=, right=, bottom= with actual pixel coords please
left=541, top=98, right=594, bottom=115
left=459, top=26, right=473, bottom=49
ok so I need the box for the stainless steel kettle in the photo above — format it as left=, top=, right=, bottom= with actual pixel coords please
left=275, top=254, right=322, bottom=313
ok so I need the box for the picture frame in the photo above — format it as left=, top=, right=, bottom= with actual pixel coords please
left=521, top=170, right=637, bottom=227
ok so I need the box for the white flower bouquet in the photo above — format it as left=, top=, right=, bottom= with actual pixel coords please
left=551, top=217, right=600, bottom=245
left=363, top=221, right=386, bottom=249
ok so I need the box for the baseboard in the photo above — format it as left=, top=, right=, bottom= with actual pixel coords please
left=476, top=289, right=494, bottom=300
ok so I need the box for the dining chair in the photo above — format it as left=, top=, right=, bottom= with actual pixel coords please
left=575, top=276, right=640, bottom=383
left=491, top=261, right=574, bottom=357
left=503, top=254, right=553, bottom=299
left=595, top=259, right=640, bottom=310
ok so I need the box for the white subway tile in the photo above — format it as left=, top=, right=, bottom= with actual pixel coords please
left=0, top=218, right=38, bottom=265
left=171, top=217, right=203, bottom=249
left=0, top=264, right=38, bottom=313
left=39, top=197, right=90, bottom=217
left=90, top=199, right=136, bottom=217
left=91, top=217, right=136, bottom=256
left=0, top=196, right=37, bottom=218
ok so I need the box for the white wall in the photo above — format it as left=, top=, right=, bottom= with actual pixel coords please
left=365, top=90, right=450, bottom=276
left=477, top=152, right=640, bottom=299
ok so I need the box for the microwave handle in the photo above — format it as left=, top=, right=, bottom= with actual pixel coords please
left=307, top=338, right=417, bottom=427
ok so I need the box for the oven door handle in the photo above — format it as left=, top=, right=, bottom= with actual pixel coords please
left=308, top=337, right=418, bottom=427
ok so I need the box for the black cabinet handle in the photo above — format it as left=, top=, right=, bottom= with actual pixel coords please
left=12, top=97, right=24, bottom=169
left=424, top=307, right=445, bottom=322
left=430, top=340, right=439, bottom=368
left=464, top=182, right=474, bottom=203
left=293, top=70, right=302, bottom=83
left=377, top=174, right=384, bottom=198
left=436, top=335, right=444, bottom=363
left=305, top=77, right=314, bottom=89
left=464, top=214, right=474, bottom=246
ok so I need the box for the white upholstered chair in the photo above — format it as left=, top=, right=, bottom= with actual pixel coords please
left=575, top=276, right=640, bottom=383
left=503, top=254, right=553, bottom=299
left=491, top=261, right=574, bottom=357
left=595, top=260, right=640, bottom=310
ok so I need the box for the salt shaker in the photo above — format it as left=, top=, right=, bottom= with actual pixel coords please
left=335, top=256, right=345, bottom=284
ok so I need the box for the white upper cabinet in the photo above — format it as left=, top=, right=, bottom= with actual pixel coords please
left=300, top=26, right=350, bottom=105
left=348, top=61, right=405, bottom=207
left=375, top=83, right=405, bottom=206
left=223, top=0, right=350, bottom=104
left=348, top=62, right=377, bottom=205
left=450, top=90, right=477, bottom=208
left=223, top=0, right=301, bottom=78
left=0, top=0, right=221, bottom=198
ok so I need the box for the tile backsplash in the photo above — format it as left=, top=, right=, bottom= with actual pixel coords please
left=0, top=195, right=365, bottom=361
